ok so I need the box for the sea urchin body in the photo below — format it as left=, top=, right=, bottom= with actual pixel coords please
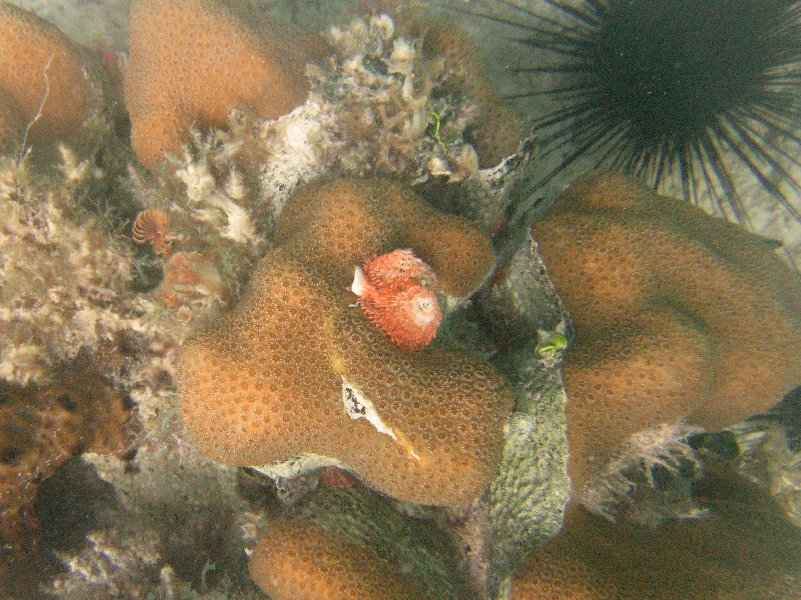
left=478, top=0, right=801, bottom=237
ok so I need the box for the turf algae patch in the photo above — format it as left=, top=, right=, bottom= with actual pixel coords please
left=480, top=234, right=571, bottom=598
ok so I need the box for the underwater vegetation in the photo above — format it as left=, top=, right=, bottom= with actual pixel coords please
left=0, top=0, right=799, bottom=598
left=474, top=0, right=801, bottom=257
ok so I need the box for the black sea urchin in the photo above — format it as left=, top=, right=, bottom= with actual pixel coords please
left=474, top=0, right=801, bottom=230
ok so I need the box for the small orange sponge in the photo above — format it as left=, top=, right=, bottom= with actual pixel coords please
left=125, top=0, right=330, bottom=167
left=0, top=3, right=105, bottom=155
left=249, top=520, right=426, bottom=600
left=179, top=179, right=510, bottom=506
left=532, top=172, right=801, bottom=495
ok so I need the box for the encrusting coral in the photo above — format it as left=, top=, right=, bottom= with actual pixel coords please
left=0, top=3, right=110, bottom=159
left=531, top=171, right=801, bottom=507
left=249, top=520, right=427, bottom=600
left=179, top=178, right=512, bottom=506
left=125, top=0, right=331, bottom=168
left=246, top=483, right=473, bottom=599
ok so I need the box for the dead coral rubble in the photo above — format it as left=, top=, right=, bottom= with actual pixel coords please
left=0, top=157, right=138, bottom=386
left=179, top=178, right=511, bottom=506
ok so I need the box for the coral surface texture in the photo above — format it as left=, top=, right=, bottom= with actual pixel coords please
left=1, top=2, right=800, bottom=599
left=179, top=178, right=512, bottom=506
left=533, top=172, right=801, bottom=498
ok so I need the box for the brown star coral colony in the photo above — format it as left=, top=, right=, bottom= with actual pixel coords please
left=0, top=0, right=799, bottom=599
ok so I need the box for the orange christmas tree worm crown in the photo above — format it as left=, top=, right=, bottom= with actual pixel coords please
left=132, top=208, right=173, bottom=256
left=351, top=249, right=443, bottom=351
left=362, top=248, right=439, bottom=290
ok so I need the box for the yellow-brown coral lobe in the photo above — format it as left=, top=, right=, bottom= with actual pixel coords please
left=276, top=179, right=496, bottom=295
left=179, top=178, right=510, bottom=506
left=125, top=0, right=331, bottom=168
left=510, top=501, right=801, bottom=600
left=531, top=172, right=801, bottom=496
left=0, top=3, right=103, bottom=155
left=249, top=521, right=426, bottom=600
